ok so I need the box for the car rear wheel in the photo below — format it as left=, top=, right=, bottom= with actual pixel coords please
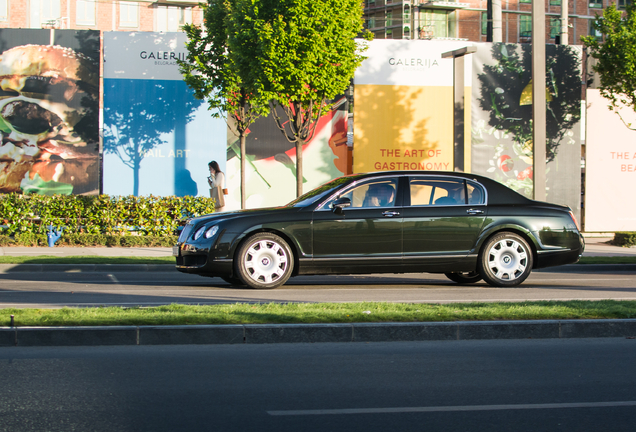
left=478, top=232, right=533, bottom=287
left=236, top=233, right=294, bottom=289
left=444, top=271, right=482, bottom=284
left=220, top=276, right=243, bottom=286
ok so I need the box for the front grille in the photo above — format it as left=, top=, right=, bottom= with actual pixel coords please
left=176, top=254, right=207, bottom=267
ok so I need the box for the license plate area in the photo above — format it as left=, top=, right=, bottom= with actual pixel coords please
left=172, top=245, right=181, bottom=257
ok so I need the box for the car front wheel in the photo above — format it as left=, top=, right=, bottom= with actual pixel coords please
left=236, top=233, right=294, bottom=289
left=478, top=232, right=533, bottom=287
left=444, top=271, right=482, bottom=284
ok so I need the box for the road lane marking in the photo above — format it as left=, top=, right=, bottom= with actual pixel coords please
left=107, top=274, right=120, bottom=284
left=267, top=400, right=636, bottom=416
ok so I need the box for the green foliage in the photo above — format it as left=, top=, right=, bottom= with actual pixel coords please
left=582, top=4, right=636, bottom=128
left=612, top=232, right=636, bottom=247
left=0, top=194, right=216, bottom=237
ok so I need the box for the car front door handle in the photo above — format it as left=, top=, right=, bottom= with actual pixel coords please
left=382, top=211, right=400, bottom=217
left=467, top=209, right=485, bottom=215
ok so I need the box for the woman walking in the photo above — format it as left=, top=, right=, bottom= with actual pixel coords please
left=208, top=161, right=226, bottom=212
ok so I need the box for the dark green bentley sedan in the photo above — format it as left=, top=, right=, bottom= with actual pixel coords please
left=175, top=171, right=584, bottom=289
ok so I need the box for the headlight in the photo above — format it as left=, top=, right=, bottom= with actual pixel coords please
left=193, top=226, right=206, bottom=241
left=193, top=225, right=219, bottom=241
left=205, top=226, right=219, bottom=239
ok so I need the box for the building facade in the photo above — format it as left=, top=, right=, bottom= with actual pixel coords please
left=364, top=0, right=612, bottom=44
left=0, top=0, right=203, bottom=32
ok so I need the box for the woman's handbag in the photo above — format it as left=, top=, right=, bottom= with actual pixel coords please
left=210, top=186, right=225, bottom=209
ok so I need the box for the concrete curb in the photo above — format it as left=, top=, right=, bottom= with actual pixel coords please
left=1, top=263, right=636, bottom=274
left=0, top=264, right=175, bottom=273
left=1, top=319, right=636, bottom=347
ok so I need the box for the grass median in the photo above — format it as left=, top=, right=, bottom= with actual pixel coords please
left=1, top=301, right=636, bottom=327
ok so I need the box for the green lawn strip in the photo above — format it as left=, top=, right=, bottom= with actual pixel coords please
left=0, top=255, right=635, bottom=265
left=0, top=256, right=174, bottom=265
left=2, top=301, right=636, bottom=327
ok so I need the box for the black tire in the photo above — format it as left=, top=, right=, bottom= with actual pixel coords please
left=220, top=276, right=244, bottom=286
left=444, top=271, right=482, bottom=284
left=235, top=233, right=294, bottom=289
left=478, top=232, right=533, bottom=287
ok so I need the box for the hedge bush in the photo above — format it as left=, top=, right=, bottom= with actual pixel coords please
left=0, top=233, right=179, bottom=247
left=612, top=232, right=636, bottom=248
left=0, top=194, right=217, bottom=237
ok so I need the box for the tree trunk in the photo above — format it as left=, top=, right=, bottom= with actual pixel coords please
left=296, top=138, right=304, bottom=197
left=240, top=133, right=246, bottom=209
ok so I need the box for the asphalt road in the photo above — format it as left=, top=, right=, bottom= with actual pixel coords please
left=0, top=266, right=635, bottom=307
left=1, top=338, right=636, bottom=432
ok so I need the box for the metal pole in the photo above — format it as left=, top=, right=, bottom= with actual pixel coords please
left=532, top=0, right=547, bottom=201
left=560, top=0, right=569, bottom=45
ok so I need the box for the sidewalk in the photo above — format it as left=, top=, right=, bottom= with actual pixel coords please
left=0, top=236, right=634, bottom=258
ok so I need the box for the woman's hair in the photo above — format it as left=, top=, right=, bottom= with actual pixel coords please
left=208, top=161, right=222, bottom=173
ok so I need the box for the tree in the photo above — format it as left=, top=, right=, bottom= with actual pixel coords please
left=179, top=0, right=270, bottom=208
left=582, top=4, right=636, bottom=130
left=227, top=0, right=371, bottom=197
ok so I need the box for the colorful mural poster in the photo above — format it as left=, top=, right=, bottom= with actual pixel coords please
left=0, top=29, right=100, bottom=195
left=353, top=40, right=473, bottom=174
left=585, top=89, right=636, bottom=231
left=103, top=32, right=226, bottom=197
left=223, top=95, right=351, bottom=210
left=471, top=43, right=583, bottom=220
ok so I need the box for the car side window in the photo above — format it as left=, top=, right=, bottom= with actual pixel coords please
left=333, top=179, right=398, bottom=208
left=467, top=182, right=485, bottom=205
left=409, top=178, right=466, bottom=206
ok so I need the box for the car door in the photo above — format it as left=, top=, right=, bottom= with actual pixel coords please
left=311, top=176, right=403, bottom=271
left=402, top=176, right=487, bottom=270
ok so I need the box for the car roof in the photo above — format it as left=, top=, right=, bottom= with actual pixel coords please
left=348, top=171, right=533, bottom=205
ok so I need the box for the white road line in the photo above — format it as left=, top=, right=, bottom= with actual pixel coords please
left=107, top=274, right=119, bottom=284
left=267, top=400, right=636, bottom=416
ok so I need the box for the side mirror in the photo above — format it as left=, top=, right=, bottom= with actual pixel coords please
left=332, top=197, right=351, bottom=215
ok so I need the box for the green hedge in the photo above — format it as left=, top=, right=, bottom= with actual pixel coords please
left=612, top=232, right=636, bottom=248
left=0, top=194, right=217, bottom=237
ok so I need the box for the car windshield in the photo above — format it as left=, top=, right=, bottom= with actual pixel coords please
left=286, top=176, right=357, bottom=207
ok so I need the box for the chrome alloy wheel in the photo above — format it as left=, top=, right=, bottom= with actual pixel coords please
left=243, top=239, right=289, bottom=284
left=486, top=238, right=528, bottom=281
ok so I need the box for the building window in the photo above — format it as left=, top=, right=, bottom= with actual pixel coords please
left=0, top=0, right=7, bottom=21
left=368, top=16, right=375, bottom=29
left=156, top=6, right=192, bottom=32
left=520, top=0, right=531, bottom=3
left=520, top=15, right=532, bottom=38
left=589, top=0, right=603, bottom=7
left=386, top=11, right=392, bottom=27
left=589, top=19, right=602, bottom=39
left=76, top=0, right=96, bottom=26
left=550, top=0, right=561, bottom=5
left=404, top=5, right=410, bottom=23
left=386, top=29, right=393, bottom=39
left=481, top=12, right=488, bottom=35
left=618, top=0, right=631, bottom=9
left=120, top=1, right=139, bottom=28
left=30, top=0, right=61, bottom=28
left=550, top=18, right=560, bottom=39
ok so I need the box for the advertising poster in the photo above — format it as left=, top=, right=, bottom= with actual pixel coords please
left=471, top=43, right=583, bottom=220
left=353, top=39, right=473, bottom=174
left=585, top=89, right=636, bottom=231
left=0, top=29, right=100, bottom=195
left=223, top=95, right=351, bottom=210
left=103, top=32, right=226, bottom=197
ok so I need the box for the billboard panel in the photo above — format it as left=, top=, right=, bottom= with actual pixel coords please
left=353, top=40, right=473, bottom=174
left=585, top=89, right=636, bottom=231
left=103, top=32, right=225, bottom=197
left=0, top=29, right=100, bottom=195
left=471, top=43, right=582, bottom=220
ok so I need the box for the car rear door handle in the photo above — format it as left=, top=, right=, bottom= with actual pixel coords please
left=467, top=209, right=485, bottom=215
left=382, top=211, right=400, bottom=217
